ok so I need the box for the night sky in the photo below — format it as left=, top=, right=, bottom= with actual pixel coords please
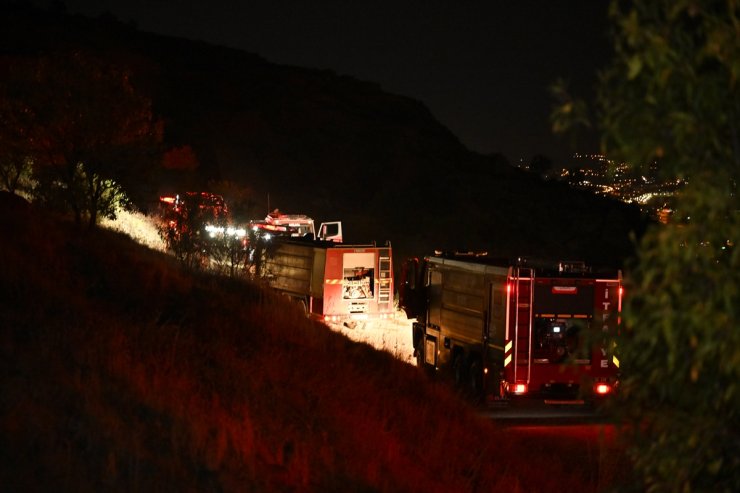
left=37, top=0, right=612, bottom=166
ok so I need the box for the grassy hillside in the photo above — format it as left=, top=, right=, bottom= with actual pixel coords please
left=0, top=194, right=628, bottom=491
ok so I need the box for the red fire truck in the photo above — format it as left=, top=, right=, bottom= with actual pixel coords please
left=158, top=192, right=229, bottom=236
left=399, top=252, right=623, bottom=402
left=263, top=238, right=394, bottom=323
left=250, top=209, right=343, bottom=243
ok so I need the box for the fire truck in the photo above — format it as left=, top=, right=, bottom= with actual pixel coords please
left=399, top=252, right=623, bottom=402
left=250, top=209, right=343, bottom=243
left=263, top=238, right=394, bottom=323
left=159, top=192, right=228, bottom=220
left=159, top=192, right=231, bottom=239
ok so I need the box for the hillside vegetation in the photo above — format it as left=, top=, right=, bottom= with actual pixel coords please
left=0, top=195, right=627, bottom=491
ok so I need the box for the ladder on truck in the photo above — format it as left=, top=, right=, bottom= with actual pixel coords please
left=377, top=249, right=393, bottom=306
left=512, top=266, right=535, bottom=389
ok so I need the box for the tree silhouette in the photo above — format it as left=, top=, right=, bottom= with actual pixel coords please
left=0, top=58, right=36, bottom=196
left=158, top=192, right=228, bottom=270
left=162, top=145, right=199, bottom=171
left=549, top=77, right=592, bottom=151
left=0, top=152, right=32, bottom=196
left=0, top=50, right=162, bottom=228
left=592, top=2, right=740, bottom=491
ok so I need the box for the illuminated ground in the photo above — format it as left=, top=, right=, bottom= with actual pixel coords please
left=103, top=212, right=415, bottom=366
left=326, top=308, right=417, bottom=366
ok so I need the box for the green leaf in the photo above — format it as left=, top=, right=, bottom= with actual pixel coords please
left=627, top=55, right=643, bottom=80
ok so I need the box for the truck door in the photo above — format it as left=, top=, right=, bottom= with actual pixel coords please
left=485, top=279, right=507, bottom=386
left=318, top=222, right=343, bottom=242
left=427, top=267, right=442, bottom=329
left=401, top=257, right=433, bottom=320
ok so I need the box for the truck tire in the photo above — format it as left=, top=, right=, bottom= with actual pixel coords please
left=298, top=299, right=308, bottom=316
left=415, top=336, right=436, bottom=377
left=415, top=339, right=425, bottom=368
left=453, top=351, right=467, bottom=389
left=467, top=356, right=484, bottom=403
left=413, top=326, right=427, bottom=368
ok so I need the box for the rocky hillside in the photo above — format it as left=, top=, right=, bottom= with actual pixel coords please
left=0, top=3, right=647, bottom=267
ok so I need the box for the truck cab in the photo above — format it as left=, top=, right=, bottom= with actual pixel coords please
left=251, top=210, right=343, bottom=242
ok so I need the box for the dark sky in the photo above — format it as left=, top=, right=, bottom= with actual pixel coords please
left=41, top=0, right=613, bottom=165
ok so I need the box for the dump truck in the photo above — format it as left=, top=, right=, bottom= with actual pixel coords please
left=264, top=238, right=394, bottom=323
left=399, top=252, right=623, bottom=402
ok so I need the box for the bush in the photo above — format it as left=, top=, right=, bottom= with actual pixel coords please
left=615, top=181, right=740, bottom=492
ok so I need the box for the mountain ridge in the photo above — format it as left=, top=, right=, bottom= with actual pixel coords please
left=0, top=2, right=646, bottom=266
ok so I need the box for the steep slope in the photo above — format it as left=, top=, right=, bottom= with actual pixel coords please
left=0, top=193, right=627, bottom=492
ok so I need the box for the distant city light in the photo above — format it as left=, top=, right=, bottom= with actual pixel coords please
left=534, top=153, right=687, bottom=221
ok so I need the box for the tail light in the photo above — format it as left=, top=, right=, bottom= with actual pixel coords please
left=594, top=383, right=612, bottom=395
left=512, top=382, right=528, bottom=395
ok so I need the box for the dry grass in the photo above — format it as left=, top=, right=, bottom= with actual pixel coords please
left=100, top=208, right=167, bottom=253
left=0, top=197, right=629, bottom=492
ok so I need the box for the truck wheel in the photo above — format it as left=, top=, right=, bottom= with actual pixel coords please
left=415, top=338, right=436, bottom=377
left=415, top=341, right=425, bottom=368
left=298, top=299, right=308, bottom=316
left=453, top=351, right=467, bottom=389
left=468, top=356, right=484, bottom=403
